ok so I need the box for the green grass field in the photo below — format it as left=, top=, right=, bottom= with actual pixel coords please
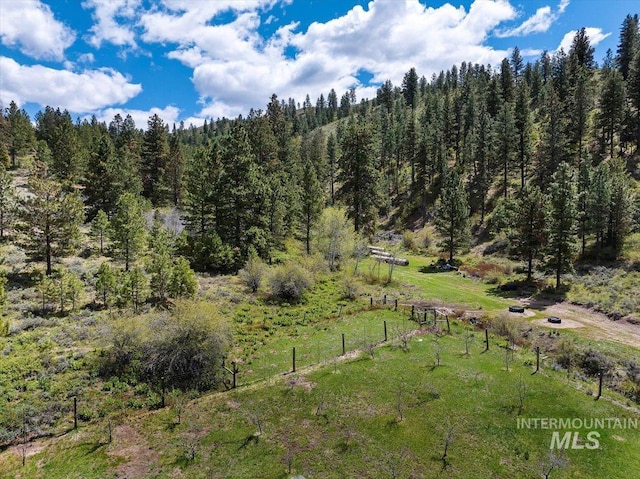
left=1, top=251, right=639, bottom=478
left=4, top=327, right=638, bottom=478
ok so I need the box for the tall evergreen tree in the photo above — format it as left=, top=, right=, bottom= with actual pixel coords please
left=536, top=83, right=570, bottom=186
left=514, top=80, right=533, bottom=188
left=218, top=121, right=269, bottom=256
left=16, top=162, right=84, bottom=275
left=181, top=144, right=222, bottom=239
left=326, top=132, right=338, bottom=205
left=606, top=158, right=635, bottom=256
left=495, top=101, right=516, bottom=198
left=616, top=14, right=639, bottom=81
left=545, top=162, right=577, bottom=289
left=512, top=184, right=547, bottom=282
left=167, top=134, right=185, bottom=206
left=597, top=52, right=626, bottom=158
left=402, top=67, right=419, bottom=109
left=299, top=150, right=324, bottom=254
left=434, top=169, right=470, bottom=262
left=338, top=117, right=382, bottom=234
left=109, top=192, right=147, bottom=271
left=5, top=101, right=34, bottom=168
left=141, top=114, right=169, bottom=204
left=588, top=162, right=612, bottom=258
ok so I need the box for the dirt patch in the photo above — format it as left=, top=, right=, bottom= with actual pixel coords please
left=109, top=424, right=160, bottom=479
left=522, top=298, right=640, bottom=349
left=532, top=318, right=584, bottom=329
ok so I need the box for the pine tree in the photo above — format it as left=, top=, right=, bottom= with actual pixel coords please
left=588, top=162, right=612, bottom=258
left=84, top=134, right=117, bottom=217
left=141, top=114, right=169, bottom=204
left=495, top=101, right=516, bottom=198
left=166, top=134, right=185, bottom=206
left=109, top=192, right=147, bottom=271
left=616, top=14, right=639, bottom=81
left=434, top=169, right=470, bottom=262
left=5, top=101, right=34, bottom=168
left=16, top=163, right=84, bottom=275
left=606, top=159, right=635, bottom=256
left=597, top=53, right=626, bottom=158
left=545, top=162, right=577, bottom=289
left=402, top=67, right=419, bottom=109
left=326, top=132, right=338, bottom=205
left=299, top=149, right=324, bottom=254
left=510, top=46, right=524, bottom=83
left=514, top=80, right=533, bottom=188
left=576, top=162, right=591, bottom=257
left=338, top=117, right=382, bottom=235
left=95, top=261, right=117, bottom=307
left=512, top=184, right=547, bottom=282
left=627, top=46, right=640, bottom=151
left=218, top=121, right=269, bottom=256
left=168, top=257, right=198, bottom=298
left=470, top=105, right=492, bottom=222
left=536, top=84, right=570, bottom=186
left=181, top=144, right=222, bottom=239
left=147, top=217, right=174, bottom=301
left=90, top=209, right=109, bottom=255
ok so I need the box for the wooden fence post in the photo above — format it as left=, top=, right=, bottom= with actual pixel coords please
left=370, top=297, right=374, bottom=306
left=535, top=346, right=540, bottom=373
left=596, top=370, right=603, bottom=400
left=342, top=333, right=346, bottom=356
left=446, top=315, right=451, bottom=334
left=383, top=294, right=387, bottom=305
left=394, top=299, right=398, bottom=311
left=73, top=397, right=77, bottom=430
left=484, top=329, right=489, bottom=351
left=384, top=321, right=387, bottom=342
left=411, top=305, right=415, bottom=320
left=292, top=347, right=296, bottom=373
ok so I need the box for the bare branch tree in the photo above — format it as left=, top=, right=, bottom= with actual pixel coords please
left=517, top=374, right=528, bottom=414
left=540, top=451, right=568, bottom=478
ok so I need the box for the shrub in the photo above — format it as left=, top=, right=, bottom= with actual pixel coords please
left=269, top=263, right=313, bottom=302
left=580, top=348, right=613, bottom=376
left=0, top=317, right=8, bottom=337
left=341, top=274, right=359, bottom=300
left=402, top=230, right=416, bottom=251
left=239, top=251, right=266, bottom=293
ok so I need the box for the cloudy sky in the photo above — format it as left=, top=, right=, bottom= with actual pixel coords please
left=0, top=0, right=635, bottom=128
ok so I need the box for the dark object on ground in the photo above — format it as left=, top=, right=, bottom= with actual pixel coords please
left=547, top=316, right=562, bottom=324
left=509, top=305, right=525, bottom=313
left=500, top=283, right=518, bottom=291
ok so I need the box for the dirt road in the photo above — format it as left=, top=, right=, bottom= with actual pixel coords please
left=521, top=298, right=640, bottom=349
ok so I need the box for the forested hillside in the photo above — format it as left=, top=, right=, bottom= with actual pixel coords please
left=2, top=20, right=640, bottom=288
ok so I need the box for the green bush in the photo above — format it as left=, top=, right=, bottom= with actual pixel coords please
left=402, top=230, right=416, bottom=251
left=268, top=262, right=313, bottom=302
left=239, top=251, right=266, bottom=293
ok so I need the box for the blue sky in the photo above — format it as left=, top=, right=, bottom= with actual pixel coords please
left=0, top=0, right=636, bottom=128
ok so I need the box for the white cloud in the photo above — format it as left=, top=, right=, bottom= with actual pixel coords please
left=82, top=0, right=141, bottom=48
left=496, top=0, right=570, bottom=37
left=0, top=0, right=75, bottom=60
left=557, top=27, right=610, bottom=53
left=0, top=56, right=142, bottom=112
left=78, top=53, right=96, bottom=64
left=92, top=105, right=180, bottom=129
left=138, top=0, right=518, bottom=119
